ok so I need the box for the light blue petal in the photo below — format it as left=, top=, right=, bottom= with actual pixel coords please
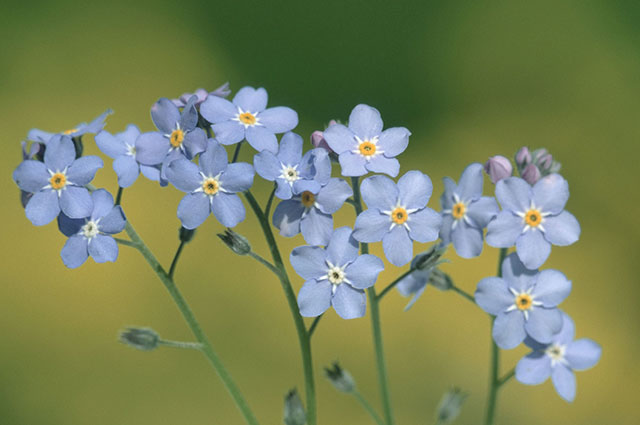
left=297, top=279, right=332, bottom=317
left=398, top=171, right=432, bottom=210
left=60, top=186, right=93, bottom=219
left=440, top=177, right=457, bottom=210
left=183, top=127, right=207, bottom=158
left=290, top=246, right=328, bottom=280
left=365, top=155, right=400, bottom=177
left=166, top=158, right=201, bottom=192
left=211, top=121, right=245, bottom=145
left=113, top=155, right=140, bottom=188
left=179, top=95, right=199, bottom=130
left=533, top=174, right=569, bottom=215
left=353, top=209, right=390, bottom=243
left=220, top=163, right=254, bottom=193
left=525, top=308, right=563, bottom=343
left=309, top=148, right=331, bottom=185
left=13, top=160, right=49, bottom=192
left=408, top=208, right=441, bottom=243
left=293, top=179, right=321, bottom=195
left=456, top=163, right=484, bottom=201
left=95, top=130, right=127, bottom=158
left=551, top=363, right=576, bottom=402
left=233, top=87, right=268, bottom=112
left=315, top=178, right=352, bottom=214
left=277, top=131, right=303, bottom=164
left=199, top=139, right=228, bottom=177
left=382, top=225, right=413, bottom=267
left=348, top=104, right=383, bottom=140
left=57, top=213, right=83, bottom=237
left=565, top=339, right=602, bottom=371
left=493, top=310, right=526, bottom=349
left=260, top=107, right=298, bottom=133
left=451, top=221, right=483, bottom=258
left=82, top=109, right=112, bottom=134
left=88, top=234, right=118, bottom=263
left=140, top=165, right=161, bottom=182
left=338, top=151, right=368, bottom=176
left=516, top=229, right=551, bottom=269
left=61, top=235, right=88, bottom=268
left=200, top=96, right=236, bottom=123
left=177, top=193, right=210, bottom=229
left=300, top=208, right=333, bottom=246
left=495, top=177, right=531, bottom=213
left=323, top=123, right=355, bottom=154
left=151, top=98, right=180, bottom=134
left=246, top=125, right=278, bottom=153
left=501, top=253, right=537, bottom=293
left=475, top=277, right=512, bottom=316
left=254, top=150, right=281, bottom=181
left=466, top=197, right=499, bottom=228
left=533, top=270, right=571, bottom=307
left=515, top=352, right=551, bottom=385
left=377, top=127, right=409, bottom=157
left=27, top=128, right=54, bottom=143
left=360, top=175, right=398, bottom=211
left=486, top=211, right=524, bottom=248
left=553, top=311, right=575, bottom=344
left=211, top=192, right=245, bottom=227
left=90, top=189, right=114, bottom=220
left=99, top=206, right=126, bottom=234
left=543, top=211, right=580, bottom=246
left=66, top=156, right=103, bottom=185
left=396, top=270, right=429, bottom=297
left=275, top=180, right=293, bottom=200
left=439, top=214, right=453, bottom=244
left=135, top=132, right=170, bottom=165
left=326, top=226, right=359, bottom=266
left=332, top=283, right=366, bottom=319
left=44, top=135, right=75, bottom=172
left=344, top=254, right=384, bottom=289
left=25, top=190, right=60, bottom=226
left=117, top=124, right=141, bottom=146
left=272, top=200, right=304, bottom=237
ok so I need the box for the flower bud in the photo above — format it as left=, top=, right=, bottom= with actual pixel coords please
left=537, top=153, right=553, bottom=171
left=283, top=389, right=307, bottom=425
left=324, top=362, right=355, bottom=393
left=484, top=155, right=513, bottom=184
left=413, top=244, right=448, bottom=271
left=119, top=327, right=160, bottom=351
left=435, top=388, right=468, bottom=425
left=428, top=268, right=453, bottom=292
left=521, top=163, right=541, bottom=185
left=515, top=147, right=531, bottom=167
left=310, top=120, right=338, bottom=154
left=549, top=160, right=562, bottom=174
left=179, top=226, right=197, bottom=243
left=530, top=148, right=548, bottom=164
left=217, top=229, right=251, bottom=255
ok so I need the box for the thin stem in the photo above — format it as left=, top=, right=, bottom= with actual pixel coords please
left=376, top=269, right=413, bottom=301
left=158, top=339, right=203, bottom=350
left=484, top=247, right=508, bottom=425
left=232, top=141, right=243, bottom=163
left=243, top=191, right=317, bottom=425
left=168, top=240, right=186, bottom=279
left=114, top=237, right=138, bottom=248
left=115, top=187, right=124, bottom=206
left=351, top=176, right=395, bottom=425
left=450, top=284, right=475, bottom=304
left=264, top=186, right=276, bottom=219
left=308, top=315, right=323, bottom=338
left=353, top=390, right=386, bottom=425
left=205, top=126, right=213, bottom=138
left=497, top=368, right=515, bottom=387
left=123, top=221, right=260, bottom=425
left=248, top=251, right=280, bottom=277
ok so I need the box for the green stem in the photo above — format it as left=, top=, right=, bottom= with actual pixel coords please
left=484, top=247, right=508, bottom=425
left=351, top=177, right=395, bottom=425
left=115, top=187, right=124, bottom=206
left=497, top=368, right=515, bottom=387
left=450, top=284, right=476, bottom=304
left=308, top=315, right=323, bottom=338
left=158, top=339, right=203, bottom=350
left=264, top=186, right=276, bottom=219
left=232, top=141, right=243, bottom=163
left=243, top=191, right=317, bottom=425
left=114, top=237, right=138, bottom=248
left=353, top=390, right=386, bottom=425
left=168, top=240, right=186, bottom=279
left=123, top=221, right=260, bottom=425
left=248, top=251, right=280, bottom=277
left=376, top=269, right=413, bottom=301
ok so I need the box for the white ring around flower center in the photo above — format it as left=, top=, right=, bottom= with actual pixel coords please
left=232, top=107, right=261, bottom=128
left=545, top=343, right=567, bottom=366
left=516, top=201, right=551, bottom=233
left=505, top=287, right=543, bottom=321
left=352, top=135, right=383, bottom=161
left=81, top=220, right=100, bottom=240
left=280, top=164, right=300, bottom=184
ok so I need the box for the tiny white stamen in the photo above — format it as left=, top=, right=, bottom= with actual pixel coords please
left=81, top=220, right=100, bottom=241
left=280, top=164, right=300, bottom=184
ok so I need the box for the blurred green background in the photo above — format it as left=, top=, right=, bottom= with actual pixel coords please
left=1, top=0, right=638, bottom=424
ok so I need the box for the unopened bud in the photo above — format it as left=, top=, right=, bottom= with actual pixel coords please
left=217, top=229, right=251, bottom=255
left=549, top=160, right=562, bottom=174
left=521, top=163, right=541, bottom=185
left=428, top=268, right=453, bottom=291
left=310, top=120, right=338, bottom=155
left=324, top=362, right=356, bottom=393
left=435, top=388, right=468, bottom=425
left=537, top=153, right=553, bottom=171
left=119, top=327, right=160, bottom=351
left=530, top=148, right=548, bottom=164
left=515, top=147, right=531, bottom=167
left=283, top=389, right=306, bottom=425
left=413, top=245, right=448, bottom=271
left=483, top=155, right=512, bottom=184
left=179, top=226, right=197, bottom=243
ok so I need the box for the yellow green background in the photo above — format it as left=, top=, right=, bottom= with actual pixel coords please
left=1, top=1, right=638, bottom=424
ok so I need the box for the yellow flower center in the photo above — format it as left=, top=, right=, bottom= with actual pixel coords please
left=202, top=178, right=219, bottom=195
left=358, top=141, right=377, bottom=157
left=49, top=172, right=67, bottom=190
left=452, top=202, right=466, bottom=219
left=391, top=207, right=408, bottom=225
left=301, top=191, right=315, bottom=208
left=515, top=294, right=533, bottom=310
left=524, top=209, right=542, bottom=227
left=62, top=128, right=78, bottom=135
left=170, top=129, right=185, bottom=148
left=238, top=112, right=256, bottom=126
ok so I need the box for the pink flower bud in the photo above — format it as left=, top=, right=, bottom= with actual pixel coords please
left=521, top=164, right=541, bottom=185
left=310, top=120, right=338, bottom=154
left=515, top=147, right=531, bottom=166
left=484, top=155, right=513, bottom=184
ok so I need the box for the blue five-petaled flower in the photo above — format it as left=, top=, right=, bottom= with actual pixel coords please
left=292, top=227, right=384, bottom=319
left=440, top=163, right=499, bottom=258
left=486, top=174, right=580, bottom=269
left=27, top=109, right=112, bottom=144
left=58, top=189, right=127, bottom=268
left=323, top=104, right=410, bottom=177
left=166, top=139, right=254, bottom=229
left=12, top=135, right=103, bottom=226
left=353, top=171, right=442, bottom=267
left=199, top=86, right=298, bottom=153
left=475, top=253, right=572, bottom=349
left=516, top=312, right=601, bottom=402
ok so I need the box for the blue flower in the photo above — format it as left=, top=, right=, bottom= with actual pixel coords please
left=353, top=171, right=442, bottom=267
left=440, top=163, right=499, bottom=258
left=13, top=135, right=103, bottom=226
left=254, top=132, right=331, bottom=200
left=475, top=253, right=572, bottom=349
left=273, top=178, right=353, bottom=246
left=95, top=125, right=161, bottom=187
left=172, top=83, right=231, bottom=108
left=323, top=104, right=410, bottom=177
left=516, top=312, right=602, bottom=402
left=135, top=96, right=207, bottom=175
left=27, top=109, right=113, bottom=143
left=58, top=189, right=127, bottom=268
left=200, top=86, right=298, bottom=153
left=291, top=227, right=384, bottom=319
left=19, top=141, right=43, bottom=208
left=395, top=253, right=433, bottom=310
left=486, top=174, right=580, bottom=269
left=165, top=140, right=254, bottom=229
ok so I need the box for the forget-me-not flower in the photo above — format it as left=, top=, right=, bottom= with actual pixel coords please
left=323, top=104, right=410, bottom=177
left=475, top=253, right=571, bottom=349
left=13, top=135, right=103, bottom=226
left=27, top=109, right=113, bottom=143
left=353, top=171, right=442, bottom=267
left=135, top=95, right=207, bottom=172
left=440, top=163, right=499, bottom=258
left=486, top=174, right=580, bottom=269
left=199, top=86, right=298, bottom=153
left=292, top=227, right=384, bottom=319
left=166, top=139, right=254, bottom=229
left=254, top=132, right=331, bottom=200
left=58, top=189, right=127, bottom=268
left=95, top=125, right=161, bottom=187
left=516, top=312, right=602, bottom=402
left=19, top=141, right=43, bottom=208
